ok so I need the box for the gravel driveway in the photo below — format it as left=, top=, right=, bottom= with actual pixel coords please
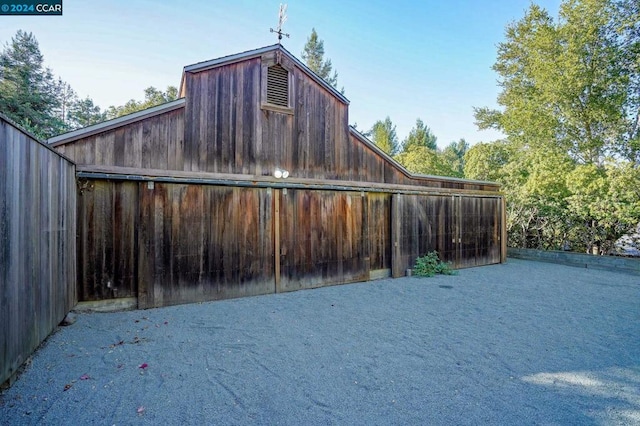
left=1, top=258, right=639, bottom=425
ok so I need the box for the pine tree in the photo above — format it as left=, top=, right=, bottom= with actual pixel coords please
left=402, top=118, right=438, bottom=151
left=301, top=28, right=339, bottom=88
left=0, top=30, right=62, bottom=138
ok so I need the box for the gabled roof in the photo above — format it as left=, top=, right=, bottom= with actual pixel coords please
left=180, top=44, right=349, bottom=105
left=48, top=98, right=185, bottom=147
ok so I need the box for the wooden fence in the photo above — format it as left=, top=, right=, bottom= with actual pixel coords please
left=0, top=116, right=76, bottom=386
left=75, top=176, right=504, bottom=308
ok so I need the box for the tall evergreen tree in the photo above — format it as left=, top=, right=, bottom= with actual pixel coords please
left=0, top=30, right=62, bottom=138
left=301, top=28, right=339, bottom=88
left=402, top=118, right=438, bottom=151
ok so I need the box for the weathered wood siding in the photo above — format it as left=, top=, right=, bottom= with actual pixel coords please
left=54, top=108, right=185, bottom=170
left=458, top=196, right=502, bottom=268
left=278, top=189, right=369, bottom=292
left=55, top=50, right=499, bottom=193
left=368, top=193, right=391, bottom=271
left=50, top=45, right=506, bottom=309
left=76, top=180, right=138, bottom=301
left=0, top=117, right=76, bottom=386
left=391, top=194, right=502, bottom=277
left=184, top=59, right=260, bottom=174
left=138, top=183, right=275, bottom=308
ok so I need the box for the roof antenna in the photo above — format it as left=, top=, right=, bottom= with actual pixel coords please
left=270, top=3, right=290, bottom=44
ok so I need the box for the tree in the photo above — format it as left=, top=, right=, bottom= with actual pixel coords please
left=369, top=117, right=398, bottom=155
left=0, top=30, right=63, bottom=138
left=474, top=0, right=638, bottom=165
left=301, top=28, right=339, bottom=88
left=464, top=141, right=511, bottom=182
left=395, top=145, right=452, bottom=177
left=440, top=138, right=469, bottom=178
left=106, top=85, right=178, bottom=119
left=402, top=118, right=437, bottom=151
left=52, top=79, right=77, bottom=129
left=68, top=96, right=106, bottom=128
left=473, top=0, right=640, bottom=253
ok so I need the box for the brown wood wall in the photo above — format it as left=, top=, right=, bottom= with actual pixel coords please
left=278, top=189, right=369, bottom=292
left=55, top=51, right=499, bottom=192
left=367, top=193, right=391, bottom=271
left=76, top=180, right=138, bottom=301
left=0, top=117, right=76, bottom=385
left=391, top=194, right=502, bottom=277
left=77, top=180, right=381, bottom=307
left=138, top=184, right=276, bottom=308
left=54, top=108, right=185, bottom=171
left=76, top=178, right=503, bottom=307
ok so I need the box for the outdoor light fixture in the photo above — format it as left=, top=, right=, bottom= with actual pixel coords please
left=273, top=168, right=289, bottom=179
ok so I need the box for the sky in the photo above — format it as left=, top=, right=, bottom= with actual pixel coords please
left=0, top=0, right=561, bottom=148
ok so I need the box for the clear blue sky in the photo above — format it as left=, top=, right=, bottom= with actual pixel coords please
left=0, top=0, right=560, bottom=148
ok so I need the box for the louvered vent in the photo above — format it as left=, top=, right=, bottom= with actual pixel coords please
left=266, top=64, right=289, bottom=107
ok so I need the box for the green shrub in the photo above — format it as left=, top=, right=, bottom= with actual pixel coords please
left=412, top=251, right=456, bottom=277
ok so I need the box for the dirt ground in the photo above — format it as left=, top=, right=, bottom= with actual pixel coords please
left=1, top=258, right=639, bottom=425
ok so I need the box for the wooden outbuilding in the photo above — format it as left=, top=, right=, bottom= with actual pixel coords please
left=49, top=44, right=506, bottom=309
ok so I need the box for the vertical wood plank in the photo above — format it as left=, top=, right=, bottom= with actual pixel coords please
left=274, top=190, right=281, bottom=292
left=391, top=193, right=403, bottom=278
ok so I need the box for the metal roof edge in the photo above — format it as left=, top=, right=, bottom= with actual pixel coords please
left=48, top=98, right=185, bottom=146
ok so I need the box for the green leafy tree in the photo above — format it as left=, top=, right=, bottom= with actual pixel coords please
left=394, top=144, right=452, bottom=177
left=106, top=86, right=178, bottom=119
left=301, top=28, right=339, bottom=88
left=0, top=30, right=64, bottom=138
left=474, top=0, right=640, bottom=252
left=402, top=118, right=437, bottom=151
left=474, top=0, right=638, bottom=165
left=369, top=117, right=398, bottom=155
left=464, top=141, right=511, bottom=182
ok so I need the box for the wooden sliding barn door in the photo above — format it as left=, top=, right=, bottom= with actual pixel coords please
left=457, top=196, right=502, bottom=268
left=276, top=189, right=370, bottom=292
left=391, top=194, right=502, bottom=277
left=138, top=184, right=276, bottom=308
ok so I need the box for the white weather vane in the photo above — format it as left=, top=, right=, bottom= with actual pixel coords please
left=270, top=3, right=290, bottom=43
